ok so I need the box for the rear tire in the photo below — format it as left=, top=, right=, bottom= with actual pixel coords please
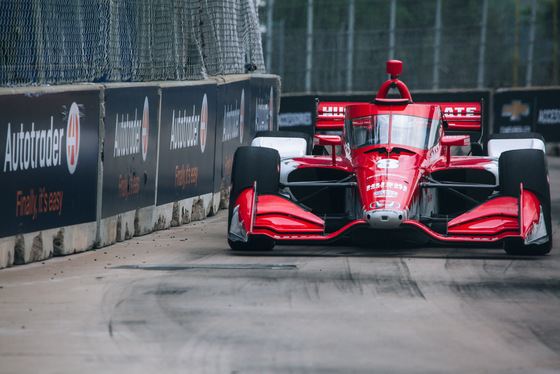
left=499, top=149, right=552, bottom=255
left=228, top=146, right=280, bottom=251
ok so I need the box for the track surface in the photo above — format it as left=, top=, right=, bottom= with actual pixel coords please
left=2, top=158, right=560, bottom=374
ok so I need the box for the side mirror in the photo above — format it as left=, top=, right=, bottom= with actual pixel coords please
left=314, top=134, right=342, bottom=147
left=441, top=135, right=470, bottom=147
left=441, top=135, right=470, bottom=165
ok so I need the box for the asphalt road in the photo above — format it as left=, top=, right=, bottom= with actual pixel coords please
left=2, top=157, right=560, bottom=374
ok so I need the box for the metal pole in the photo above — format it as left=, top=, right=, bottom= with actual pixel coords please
left=278, top=20, right=286, bottom=77
left=279, top=20, right=285, bottom=80
left=526, top=0, right=537, bottom=87
left=433, top=0, right=442, bottom=90
left=266, top=0, right=274, bottom=73
left=389, top=0, right=396, bottom=60
left=477, top=0, right=488, bottom=88
left=32, top=0, right=45, bottom=84
left=305, top=0, right=313, bottom=92
left=554, top=0, right=559, bottom=85
left=513, top=0, right=520, bottom=87
left=346, top=0, right=355, bottom=92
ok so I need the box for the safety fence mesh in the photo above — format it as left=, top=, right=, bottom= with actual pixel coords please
left=0, top=0, right=265, bottom=87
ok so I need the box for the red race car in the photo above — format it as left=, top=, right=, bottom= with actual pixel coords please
left=228, top=60, right=552, bottom=256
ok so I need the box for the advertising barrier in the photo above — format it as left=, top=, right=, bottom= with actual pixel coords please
left=213, top=76, right=280, bottom=194
left=278, top=95, right=317, bottom=135
left=0, top=75, right=280, bottom=268
left=213, top=77, right=252, bottom=195
left=0, top=87, right=100, bottom=238
left=102, top=85, right=160, bottom=218
left=493, top=88, right=560, bottom=142
left=157, top=82, right=218, bottom=206
left=250, top=76, right=280, bottom=135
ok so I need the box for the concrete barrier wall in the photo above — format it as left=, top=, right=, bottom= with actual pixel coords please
left=0, top=74, right=281, bottom=268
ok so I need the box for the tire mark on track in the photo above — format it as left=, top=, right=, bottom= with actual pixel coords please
left=397, top=259, right=426, bottom=299
left=333, top=257, right=363, bottom=296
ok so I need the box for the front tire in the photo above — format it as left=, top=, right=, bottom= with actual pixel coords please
left=499, top=149, right=552, bottom=255
left=227, top=146, right=280, bottom=251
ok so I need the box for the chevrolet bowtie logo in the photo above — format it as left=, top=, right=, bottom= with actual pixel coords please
left=502, top=100, right=530, bottom=121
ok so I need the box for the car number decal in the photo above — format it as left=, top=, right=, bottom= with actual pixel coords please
left=376, top=159, right=399, bottom=169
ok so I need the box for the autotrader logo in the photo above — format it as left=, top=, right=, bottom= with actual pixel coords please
left=66, top=102, right=80, bottom=174
left=3, top=102, right=82, bottom=174
left=270, top=86, right=274, bottom=130
left=142, top=97, right=149, bottom=162
left=201, top=94, right=208, bottom=153
left=240, top=89, right=245, bottom=143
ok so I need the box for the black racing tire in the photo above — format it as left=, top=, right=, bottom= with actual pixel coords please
left=227, top=146, right=280, bottom=251
left=255, top=130, right=313, bottom=155
left=499, top=149, right=552, bottom=255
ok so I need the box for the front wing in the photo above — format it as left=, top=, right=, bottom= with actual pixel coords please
left=229, top=184, right=548, bottom=247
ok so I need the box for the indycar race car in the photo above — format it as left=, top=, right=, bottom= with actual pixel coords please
left=228, top=60, right=552, bottom=255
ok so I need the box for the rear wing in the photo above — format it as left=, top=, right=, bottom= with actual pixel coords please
left=437, top=101, right=484, bottom=144
left=316, top=99, right=484, bottom=137
left=436, top=102, right=483, bottom=133
left=315, top=100, right=353, bottom=132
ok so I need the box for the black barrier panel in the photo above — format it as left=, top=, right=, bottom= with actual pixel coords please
left=0, top=90, right=100, bottom=238
left=213, top=79, right=252, bottom=193
left=157, top=83, right=218, bottom=205
left=250, top=76, right=280, bottom=134
left=493, top=90, right=537, bottom=136
left=278, top=95, right=317, bottom=136
left=494, top=89, right=560, bottom=142
left=535, top=90, right=560, bottom=141
left=102, top=86, right=159, bottom=218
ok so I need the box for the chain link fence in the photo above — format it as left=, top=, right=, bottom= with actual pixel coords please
left=0, top=0, right=265, bottom=87
left=264, top=0, right=559, bottom=93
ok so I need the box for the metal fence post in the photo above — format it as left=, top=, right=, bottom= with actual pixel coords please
left=433, top=0, right=442, bottom=90
left=266, top=0, right=274, bottom=73
left=526, top=0, right=537, bottom=87
left=305, top=0, right=313, bottom=93
left=554, top=0, right=559, bottom=86
left=514, top=0, right=520, bottom=87
left=477, top=0, right=488, bottom=88
left=346, top=0, right=355, bottom=92
left=389, top=0, right=396, bottom=61
left=32, top=0, right=45, bottom=84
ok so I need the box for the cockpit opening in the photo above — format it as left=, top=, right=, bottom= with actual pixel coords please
left=346, top=113, right=442, bottom=151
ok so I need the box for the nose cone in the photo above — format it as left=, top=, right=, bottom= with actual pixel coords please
left=365, top=209, right=405, bottom=229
